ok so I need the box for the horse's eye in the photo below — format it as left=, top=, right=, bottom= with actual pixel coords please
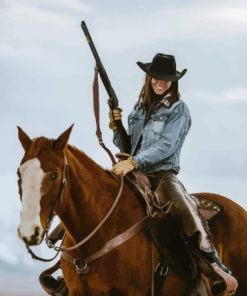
left=51, top=172, right=57, bottom=181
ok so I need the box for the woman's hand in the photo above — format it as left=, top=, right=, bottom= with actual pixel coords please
left=108, top=108, right=122, bottom=130
left=112, top=156, right=138, bottom=176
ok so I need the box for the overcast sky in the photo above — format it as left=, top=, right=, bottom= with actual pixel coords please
left=0, top=0, right=246, bottom=293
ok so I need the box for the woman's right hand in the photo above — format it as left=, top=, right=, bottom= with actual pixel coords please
left=108, top=108, right=122, bottom=130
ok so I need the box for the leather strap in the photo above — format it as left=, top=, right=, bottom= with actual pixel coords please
left=56, top=176, right=124, bottom=252
left=39, top=260, right=62, bottom=294
left=93, top=67, right=116, bottom=165
left=61, top=215, right=150, bottom=271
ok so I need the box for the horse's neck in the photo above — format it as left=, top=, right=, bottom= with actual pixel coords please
left=57, top=147, right=121, bottom=242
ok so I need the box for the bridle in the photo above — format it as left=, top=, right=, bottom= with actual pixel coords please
left=18, top=155, right=68, bottom=262
left=20, top=150, right=151, bottom=278
left=20, top=153, right=129, bottom=263
left=19, top=151, right=163, bottom=296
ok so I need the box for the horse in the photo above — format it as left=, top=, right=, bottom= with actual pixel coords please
left=17, top=125, right=247, bottom=296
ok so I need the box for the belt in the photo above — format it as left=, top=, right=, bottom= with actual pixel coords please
left=146, top=169, right=176, bottom=178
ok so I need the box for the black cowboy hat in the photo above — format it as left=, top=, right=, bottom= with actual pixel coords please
left=137, top=53, right=187, bottom=81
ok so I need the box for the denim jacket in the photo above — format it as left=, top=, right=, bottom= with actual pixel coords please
left=113, top=97, right=191, bottom=174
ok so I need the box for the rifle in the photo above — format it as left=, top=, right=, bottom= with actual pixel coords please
left=81, top=21, right=131, bottom=153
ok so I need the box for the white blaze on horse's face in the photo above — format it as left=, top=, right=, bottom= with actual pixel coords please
left=18, top=158, right=46, bottom=245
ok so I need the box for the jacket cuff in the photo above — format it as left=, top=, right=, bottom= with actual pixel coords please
left=132, top=155, right=146, bottom=170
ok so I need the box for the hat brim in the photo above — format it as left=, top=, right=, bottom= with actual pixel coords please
left=137, top=62, right=187, bottom=81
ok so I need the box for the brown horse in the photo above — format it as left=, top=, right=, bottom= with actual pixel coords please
left=17, top=125, right=247, bottom=296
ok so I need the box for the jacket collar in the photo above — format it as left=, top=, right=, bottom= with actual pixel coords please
left=138, top=92, right=171, bottom=108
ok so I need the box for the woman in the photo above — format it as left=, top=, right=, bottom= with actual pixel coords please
left=110, top=53, right=237, bottom=293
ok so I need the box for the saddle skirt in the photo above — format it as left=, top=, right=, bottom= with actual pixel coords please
left=115, top=152, right=223, bottom=221
left=192, top=194, right=222, bottom=221
left=129, top=168, right=223, bottom=222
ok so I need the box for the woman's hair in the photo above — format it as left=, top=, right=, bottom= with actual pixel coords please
left=136, top=75, right=180, bottom=108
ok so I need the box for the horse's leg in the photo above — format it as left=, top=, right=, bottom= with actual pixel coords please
left=188, top=274, right=212, bottom=296
left=159, top=271, right=190, bottom=296
left=160, top=272, right=212, bottom=296
left=61, top=261, right=89, bottom=296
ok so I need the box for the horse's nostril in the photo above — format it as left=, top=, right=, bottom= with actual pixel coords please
left=29, top=226, right=41, bottom=244
left=34, top=226, right=40, bottom=238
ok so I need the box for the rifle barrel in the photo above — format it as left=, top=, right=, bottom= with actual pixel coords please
left=81, top=21, right=130, bottom=153
left=81, top=21, right=118, bottom=108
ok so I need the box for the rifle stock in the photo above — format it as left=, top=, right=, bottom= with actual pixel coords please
left=81, top=21, right=131, bottom=153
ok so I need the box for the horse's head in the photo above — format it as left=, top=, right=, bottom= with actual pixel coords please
left=17, top=125, right=73, bottom=245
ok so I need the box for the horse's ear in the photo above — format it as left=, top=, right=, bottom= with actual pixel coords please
left=17, top=126, right=32, bottom=151
left=54, top=124, right=74, bottom=150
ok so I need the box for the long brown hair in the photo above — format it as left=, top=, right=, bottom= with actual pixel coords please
left=136, top=75, right=180, bottom=108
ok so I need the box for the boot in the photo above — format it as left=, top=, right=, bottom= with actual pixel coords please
left=201, top=249, right=238, bottom=295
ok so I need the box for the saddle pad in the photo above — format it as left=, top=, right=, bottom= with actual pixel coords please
left=192, top=195, right=223, bottom=221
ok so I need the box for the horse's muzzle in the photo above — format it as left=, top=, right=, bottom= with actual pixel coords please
left=18, top=225, right=43, bottom=246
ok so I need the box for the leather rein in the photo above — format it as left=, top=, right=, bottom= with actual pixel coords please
left=48, top=156, right=150, bottom=274
left=52, top=68, right=149, bottom=272
left=25, top=152, right=150, bottom=272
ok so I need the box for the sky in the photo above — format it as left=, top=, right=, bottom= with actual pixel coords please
left=0, top=0, right=247, bottom=294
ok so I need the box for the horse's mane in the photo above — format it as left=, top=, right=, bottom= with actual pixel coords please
left=65, top=143, right=143, bottom=205
left=66, top=144, right=119, bottom=183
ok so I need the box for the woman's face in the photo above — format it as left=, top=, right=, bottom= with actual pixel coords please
left=151, top=78, right=171, bottom=95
